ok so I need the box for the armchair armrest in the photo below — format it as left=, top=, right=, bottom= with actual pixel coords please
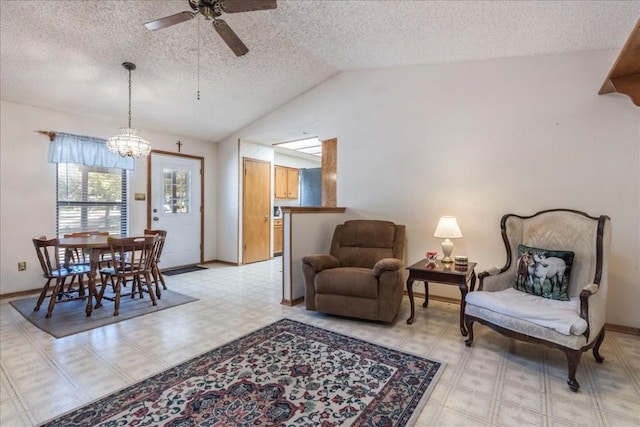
left=579, top=283, right=605, bottom=342
left=373, top=258, right=403, bottom=277
left=581, top=284, right=599, bottom=294
left=477, top=267, right=514, bottom=292
left=302, top=254, right=339, bottom=272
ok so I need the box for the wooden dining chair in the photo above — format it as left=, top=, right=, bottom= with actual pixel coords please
left=32, top=237, right=90, bottom=318
left=99, top=235, right=159, bottom=316
left=144, top=228, right=167, bottom=296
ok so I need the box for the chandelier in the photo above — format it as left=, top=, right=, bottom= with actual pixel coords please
left=107, top=62, right=151, bottom=158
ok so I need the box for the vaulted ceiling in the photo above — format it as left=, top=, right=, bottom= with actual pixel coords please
left=1, top=1, right=638, bottom=142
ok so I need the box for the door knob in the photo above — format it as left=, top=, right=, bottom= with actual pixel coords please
left=153, top=208, right=158, bottom=213
left=153, top=216, right=159, bottom=221
left=264, top=215, right=269, bottom=222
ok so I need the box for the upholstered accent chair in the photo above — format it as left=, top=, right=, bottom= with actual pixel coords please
left=464, top=209, right=611, bottom=392
left=302, top=220, right=406, bottom=322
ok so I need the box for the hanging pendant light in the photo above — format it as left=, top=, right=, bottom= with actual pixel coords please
left=107, top=62, right=151, bottom=158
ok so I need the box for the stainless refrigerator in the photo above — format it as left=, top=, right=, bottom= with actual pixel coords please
left=299, top=167, right=322, bottom=206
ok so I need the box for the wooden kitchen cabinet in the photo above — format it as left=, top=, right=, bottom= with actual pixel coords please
left=274, top=165, right=299, bottom=199
left=273, top=218, right=283, bottom=255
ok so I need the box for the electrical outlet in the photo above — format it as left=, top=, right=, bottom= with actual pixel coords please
left=18, top=261, right=26, bottom=271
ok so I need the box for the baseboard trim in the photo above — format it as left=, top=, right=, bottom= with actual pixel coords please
left=404, top=291, right=460, bottom=306
left=200, top=259, right=239, bottom=266
left=403, top=291, right=640, bottom=336
left=604, top=323, right=640, bottom=336
left=280, top=297, right=304, bottom=307
left=0, top=288, right=40, bottom=300
left=424, top=294, right=461, bottom=305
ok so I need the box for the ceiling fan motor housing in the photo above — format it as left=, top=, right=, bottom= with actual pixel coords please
left=189, top=0, right=223, bottom=18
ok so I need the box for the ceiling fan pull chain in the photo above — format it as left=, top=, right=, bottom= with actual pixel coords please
left=197, top=15, right=201, bottom=100
left=127, top=66, right=132, bottom=127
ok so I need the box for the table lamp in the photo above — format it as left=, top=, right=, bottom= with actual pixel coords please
left=434, top=216, right=463, bottom=263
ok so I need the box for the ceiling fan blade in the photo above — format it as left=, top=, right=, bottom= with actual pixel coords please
left=144, top=11, right=196, bottom=31
left=219, top=0, right=277, bottom=14
left=214, top=19, right=249, bottom=56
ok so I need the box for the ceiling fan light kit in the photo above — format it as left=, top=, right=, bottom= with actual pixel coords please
left=107, top=62, right=151, bottom=158
left=144, top=0, right=277, bottom=57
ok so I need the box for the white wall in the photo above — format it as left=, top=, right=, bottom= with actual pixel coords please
left=215, top=138, right=239, bottom=263
left=0, top=101, right=218, bottom=294
left=283, top=210, right=346, bottom=301
left=219, top=50, right=640, bottom=328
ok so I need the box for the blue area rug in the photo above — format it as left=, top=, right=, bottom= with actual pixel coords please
left=40, top=318, right=444, bottom=426
left=10, top=289, right=198, bottom=338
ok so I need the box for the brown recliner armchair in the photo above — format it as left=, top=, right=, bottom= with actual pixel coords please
left=302, top=220, right=406, bottom=322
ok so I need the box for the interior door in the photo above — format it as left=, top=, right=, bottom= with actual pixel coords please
left=149, top=152, right=203, bottom=269
left=242, top=157, right=271, bottom=264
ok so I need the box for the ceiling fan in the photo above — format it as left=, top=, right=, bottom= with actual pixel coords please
left=144, top=0, right=277, bottom=57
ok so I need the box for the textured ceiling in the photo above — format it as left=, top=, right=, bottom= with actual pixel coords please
left=1, top=1, right=638, bottom=143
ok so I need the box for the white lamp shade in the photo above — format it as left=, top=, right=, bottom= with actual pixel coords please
left=433, top=216, right=463, bottom=239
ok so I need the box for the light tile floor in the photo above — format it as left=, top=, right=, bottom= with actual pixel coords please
left=1, top=259, right=638, bottom=426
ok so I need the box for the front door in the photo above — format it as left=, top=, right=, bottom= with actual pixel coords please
left=149, top=151, right=203, bottom=269
left=242, top=157, right=271, bottom=264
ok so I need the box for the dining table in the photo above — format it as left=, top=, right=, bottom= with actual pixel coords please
left=58, top=234, right=112, bottom=317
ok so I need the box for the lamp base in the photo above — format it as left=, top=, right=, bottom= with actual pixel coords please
left=441, top=238, right=454, bottom=263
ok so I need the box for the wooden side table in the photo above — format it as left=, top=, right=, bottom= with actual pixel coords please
left=406, top=259, right=477, bottom=336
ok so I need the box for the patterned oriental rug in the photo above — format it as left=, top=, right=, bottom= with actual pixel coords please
left=41, top=319, right=444, bottom=427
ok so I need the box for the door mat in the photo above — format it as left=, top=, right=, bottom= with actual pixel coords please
left=162, top=266, right=208, bottom=276
left=40, top=318, right=444, bottom=426
left=10, top=289, right=198, bottom=338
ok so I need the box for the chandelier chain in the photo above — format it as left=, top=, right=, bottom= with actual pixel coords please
left=107, top=61, right=151, bottom=158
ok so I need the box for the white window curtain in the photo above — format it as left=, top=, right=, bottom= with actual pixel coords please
left=48, top=132, right=135, bottom=170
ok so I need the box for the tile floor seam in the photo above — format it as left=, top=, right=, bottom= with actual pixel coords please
left=1, top=305, right=86, bottom=399
left=606, top=332, right=640, bottom=390
left=600, top=410, right=640, bottom=426
left=75, top=340, right=138, bottom=384
left=543, top=385, right=603, bottom=426
left=487, top=338, right=510, bottom=425
left=440, top=350, right=493, bottom=422
left=582, top=345, right=613, bottom=426
left=0, top=365, right=30, bottom=419
left=17, top=306, right=155, bottom=391
left=493, top=400, right=548, bottom=427
left=587, top=333, right=640, bottom=422
left=401, top=314, right=457, bottom=357
left=434, top=404, right=494, bottom=426
left=118, top=334, right=178, bottom=367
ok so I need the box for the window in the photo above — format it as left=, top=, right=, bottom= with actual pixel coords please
left=56, top=163, right=128, bottom=236
left=163, top=168, right=191, bottom=214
